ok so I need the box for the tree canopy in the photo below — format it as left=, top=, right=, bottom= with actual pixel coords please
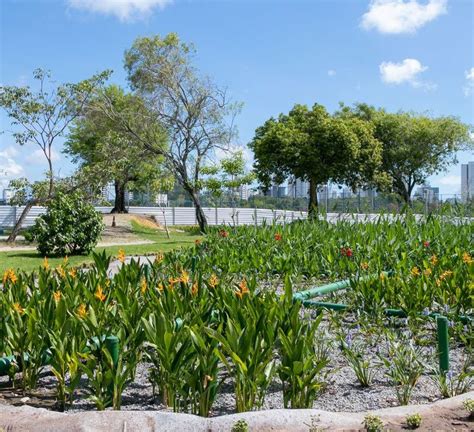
left=65, top=85, right=167, bottom=213
left=249, top=103, right=385, bottom=214
left=338, top=103, right=473, bottom=202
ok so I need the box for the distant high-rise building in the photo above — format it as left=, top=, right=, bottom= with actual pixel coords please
left=238, top=185, right=249, bottom=201
left=288, top=178, right=309, bottom=198
left=414, top=184, right=440, bottom=203
left=2, top=189, right=13, bottom=204
left=461, top=162, right=474, bottom=202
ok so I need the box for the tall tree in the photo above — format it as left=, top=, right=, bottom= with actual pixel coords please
left=0, top=68, right=109, bottom=241
left=338, top=104, right=473, bottom=203
left=249, top=104, right=385, bottom=215
left=65, top=85, right=167, bottom=213
left=92, top=33, right=239, bottom=232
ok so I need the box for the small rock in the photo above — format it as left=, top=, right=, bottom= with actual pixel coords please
left=20, top=397, right=30, bottom=403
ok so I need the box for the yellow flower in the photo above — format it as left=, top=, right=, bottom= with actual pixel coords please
left=63, top=256, right=69, bottom=265
left=191, top=281, right=198, bottom=296
left=140, top=277, right=148, bottom=294
left=12, top=303, right=24, bottom=315
left=379, top=272, right=386, bottom=281
left=94, top=285, right=106, bottom=302
left=411, top=267, right=421, bottom=277
left=430, top=255, right=438, bottom=265
left=77, top=303, right=87, bottom=318
left=360, top=262, right=369, bottom=271
left=423, top=268, right=432, bottom=276
left=56, top=265, right=66, bottom=279
left=155, top=253, right=164, bottom=264
left=157, top=282, right=164, bottom=292
left=43, top=257, right=49, bottom=270
left=439, top=270, right=453, bottom=280
left=209, top=274, right=219, bottom=288
left=118, top=249, right=126, bottom=263
left=462, top=252, right=473, bottom=264
left=180, top=271, right=190, bottom=284
left=53, top=290, right=61, bottom=303
left=68, top=267, right=77, bottom=278
left=168, top=277, right=179, bottom=290
left=203, top=374, right=213, bottom=389
left=436, top=278, right=442, bottom=287
left=3, top=268, right=17, bottom=284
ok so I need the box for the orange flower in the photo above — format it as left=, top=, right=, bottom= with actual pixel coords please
left=430, top=255, right=438, bottom=265
left=68, top=267, right=77, bottom=278
left=77, top=303, right=87, bottom=318
left=140, top=277, right=148, bottom=294
left=360, top=262, right=369, bottom=270
left=191, top=281, right=198, bottom=296
left=3, top=268, right=17, bottom=284
left=195, top=239, right=201, bottom=245
left=53, top=290, right=61, bottom=303
left=155, top=253, right=164, bottom=264
left=236, top=279, right=250, bottom=299
left=439, top=270, right=453, bottom=280
left=462, top=252, right=473, bottom=264
left=274, top=233, right=282, bottom=241
left=63, top=256, right=69, bottom=265
left=94, top=285, right=106, bottom=302
left=43, top=257, right=49, bottom=270
left=118, top=249, right=126, bottom=263
left=219, top=229, right=229, bottom=238
left=411, top=267, right=421, bottom=277
left=168, top=277, right=178, bottom=290
left=157, top=282, right=164, bottom=293
left=12, top=303, right=24, bottom=315
left=209, top=273, right=219, bottom=288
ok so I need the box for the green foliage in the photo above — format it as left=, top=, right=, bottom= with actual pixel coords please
left=231, top=420, right=249, bottom=432
left=29, top=192, right=104, bottom=256
left=406, top=413, right=422, bottom=429
left=363, top=414, right=384, bottom=432
left=463, top=398, right=474, bottom=417
left=341, top=332, right=377, bottom=387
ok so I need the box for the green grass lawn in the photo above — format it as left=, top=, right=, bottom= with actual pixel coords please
left=0, top=222, right=201, bottom=273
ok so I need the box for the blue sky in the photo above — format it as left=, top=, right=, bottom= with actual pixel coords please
left=1, top=0, right=473, bottom=197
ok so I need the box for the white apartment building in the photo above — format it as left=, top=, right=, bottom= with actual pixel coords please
left=461, top=162, right=474, bottom=202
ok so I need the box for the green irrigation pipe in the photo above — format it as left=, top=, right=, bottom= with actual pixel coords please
left=293, top=271, right=392, bottom=302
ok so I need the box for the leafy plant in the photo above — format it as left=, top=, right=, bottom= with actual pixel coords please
left=463, top=398, right=474, bottom=418
left=341, top=331, right=376, bottom=387
left=363, top=414, right=383, bottom=432
left=406, top=413, right=422, bottom=429
left=231, top=420, right=249, bottom=432
left=29, top=192, right=104, bottom=256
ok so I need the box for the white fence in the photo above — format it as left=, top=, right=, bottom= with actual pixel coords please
left=0, top=206, right=308, bottom=228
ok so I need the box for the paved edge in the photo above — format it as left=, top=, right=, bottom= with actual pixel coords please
left=0, top=391, right=472, bottom=431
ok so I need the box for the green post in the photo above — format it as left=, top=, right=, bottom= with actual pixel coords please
left=436, top=315, right=449, bottom=374
left=105, top=335, right=119, bottom=369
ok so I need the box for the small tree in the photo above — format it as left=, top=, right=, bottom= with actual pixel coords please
left=28, top=192, right=104, bottom=256
left=0, top=69, right=109, bottom=241
left=202, top=151, right=255, bottom=207
left=338, top=103, right=473, bottom=203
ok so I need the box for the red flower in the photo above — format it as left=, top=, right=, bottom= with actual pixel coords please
left=195, top=239, right=201, bottom=245
left=219, top=230, right=229, bottom=238
left=274, top=233, right=282, bottom=241
left=340, top=247, right=353, bottom=257
left=423, top=241, right=430, bottom=248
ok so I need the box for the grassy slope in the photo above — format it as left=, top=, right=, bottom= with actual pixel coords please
left=0, top=221, right=201, bottom=273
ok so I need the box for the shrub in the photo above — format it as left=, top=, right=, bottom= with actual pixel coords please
left=406, top=413, right=422, bottom=429
left=231, top=420, right=249, bottom=432
left=30, top=192, right=104, bottom=256
left=363, top=414, right=384, bottom=432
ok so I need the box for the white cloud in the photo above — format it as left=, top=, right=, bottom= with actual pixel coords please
left=25, top=148, right=61, bottom=164
left=68, top=0, right=173, bottom=21
left=0, top=147, right=24, bottom=188
left=327, top=69, right=336, bottom=77
left=361, top=0, right=447, bottom=34
left=379, top=58, right=435, bottom=90
left=463, top=67, right=474, bottom=96
left=438, top=175, right=460, bottom=186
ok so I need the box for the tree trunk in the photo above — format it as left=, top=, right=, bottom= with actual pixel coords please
left=308, top=178, right=319, bottom=218
left=183, top=184, right=207, bottom=233
left=7, top=200, right=36, bottom=243
left=111, top=180, right=128, bottom=214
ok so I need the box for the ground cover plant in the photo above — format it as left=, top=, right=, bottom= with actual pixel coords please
left=0, top=214, right=472, bottom=415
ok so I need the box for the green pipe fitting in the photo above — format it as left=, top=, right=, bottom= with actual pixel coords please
left=436, top=315, right=450, bottom=374
left=0, top=355, right=17, bottom=375
left=104, top=336, right=119, bottom=369
left=302, top=300, right=348, bottom=311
